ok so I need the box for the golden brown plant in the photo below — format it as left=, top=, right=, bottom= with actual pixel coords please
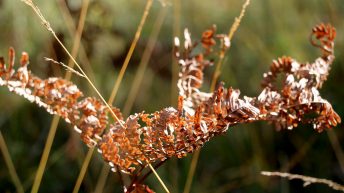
left=0, top=23, right=340, bottom=192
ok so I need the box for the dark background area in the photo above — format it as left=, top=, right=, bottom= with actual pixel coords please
left=0, top=0, right=344, bottom=192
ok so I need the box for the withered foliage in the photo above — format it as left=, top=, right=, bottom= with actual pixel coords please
left=0, top=23, right=340, bottom=192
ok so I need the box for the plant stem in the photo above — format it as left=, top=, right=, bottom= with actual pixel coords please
left=185, top=1, right=251, bottom=192
left=30, top=116, right=60, bottom=193
left=123, top=6, right=167, bottom=116
left=107, top=0, right=154, bottom=105
left=0, top=131, right=24, bottom=193
left=72, top=147, right=95, bottom=193
left=148, top=164, right=170, bottom=193
left=261, top=171, right=344, bottom=192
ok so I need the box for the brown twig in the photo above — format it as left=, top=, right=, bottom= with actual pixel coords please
left=261, top=171, right=344, bottom=192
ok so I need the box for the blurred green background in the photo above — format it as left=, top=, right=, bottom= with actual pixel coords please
left=0, top=0, right=344, bottom=192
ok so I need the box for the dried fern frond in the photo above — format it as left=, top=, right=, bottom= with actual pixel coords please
left=0, top=24, right=340, bottom=178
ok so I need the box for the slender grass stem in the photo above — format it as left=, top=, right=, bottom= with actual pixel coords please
left=30, top=115, right=60, bottom=193
left=107, top=0, right=154, bottom=105
left=171, top=0, right=181, bottom=106
left=327, top=130, right=344, bottom=173
left=94, top=4, right=170, bottom=193
left=22, top=1, right=170, bottom=192
left=123, top=7, right=167, bottom=116
left=93, top=164, right=110, bottom=193
left=261, top=171, right=344, bottom=192
left=56, top=0, right=96, bottom=83
left=61, top=1, right=98, bottom=192
left=23, top=0, right=90, bottom=192
left=63, top=0, right=91, bottom=81
left=21, top=0, right=123, bottom=125
left=0, top=131, right=24, bottom=193
left=148, top=164, right=170, bottom=193
left=210, top=0, right=251, bottom=91
left=170, top=0, right=181, bottom=191
left=183, top=150, right=200, bottom=193
left=72, top=147, right=95, bottom=193
left=280, top=136, right=316, bottom=172
left=184, top=1, right=251, bottom=192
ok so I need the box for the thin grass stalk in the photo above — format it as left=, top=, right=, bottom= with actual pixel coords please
left=72, top=147, right=95, bottom=193
left=93, top=164, right=110, bottom=193
left=21, top=0, right=123, bottom=125
left=170, top=0, right=181, bottom=191
left=171, top=0, right=181, bottom=106
left=93, top=0, right=155, bottom=191
left=280, top=136, right=316, bottom=172
left=182, top=150, right=200, bottom=193
left=22, top=0, right=168, bottom=192
left=0, top=131, right=24, bottom=193
left=136, top=160, right=166, bottom=184
left=56, top=0, right=96, bottom=83
left=123, top=7, right=167, bottom=116
left=261, top=171, right=344, bottom=192
left=184, top=1, right=251, bottom=192
left=210, top=0, right=251, bottom=91
left=94, top=5, right=168, bottom=193
left=61, top=0, right=91, bottom=81
left=27, top=0, right=90, bottom=192
left=30, top=115, right=60, bottom=193
left=327, top=131, right=344, bottom=173
left=23, top=143, right=82, bottom=192
left=60, top=0, right=103, bottom=192
left=107, top=0, right=153, bottom=105
left=148, top=164, right=170, bottom=193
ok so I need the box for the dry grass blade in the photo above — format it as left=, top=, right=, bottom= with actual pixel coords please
left=148, top=164, right=170, bottom=193
left=107, top=0, right=153, bottom=105
left=261, top=171, right=344, bottom=192
left=123, top=7, right=167, bottom=116
left=56, top=0, right=96, bottom=83
left=21, top=0, right=123, bottom=126
left=23, top=0, right=91, bottom=192
left=279, top=136, right=317, bottom=172
left=183, top=150, right=200, bottom=193
left=0, top=131, right=24, bottom=193
left=185, top=1, right=251, bottom=192
left=22, top=0, right=171, bottom=192
left=94, top=0, right=166, bottom=192
left=171, top=0, right=181, bottom=106
left=44, top=57, right=85, bottom=78
left=72, top=147, right=95, bottom=193
left=63, top=0, right=91, bottom=81
left=30, top=116, right=60, bottom=193
left=327, top=130, right=344, bottom=173
left=210, top=0, right=250, bottom=91
left=228, top=0, right=251, bottom=40
left=93, top=164, right=111, bottom=193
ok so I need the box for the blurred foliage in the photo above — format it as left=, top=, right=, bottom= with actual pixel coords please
left=0, top=0, right=344, bottom=192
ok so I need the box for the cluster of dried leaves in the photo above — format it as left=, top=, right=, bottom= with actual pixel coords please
left=0, top=23, right=340, bottom=192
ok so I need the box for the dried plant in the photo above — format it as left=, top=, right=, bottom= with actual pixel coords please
left=261, top=171, right=344, bottom=192
left=0, top=23, right=340, bottom=192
